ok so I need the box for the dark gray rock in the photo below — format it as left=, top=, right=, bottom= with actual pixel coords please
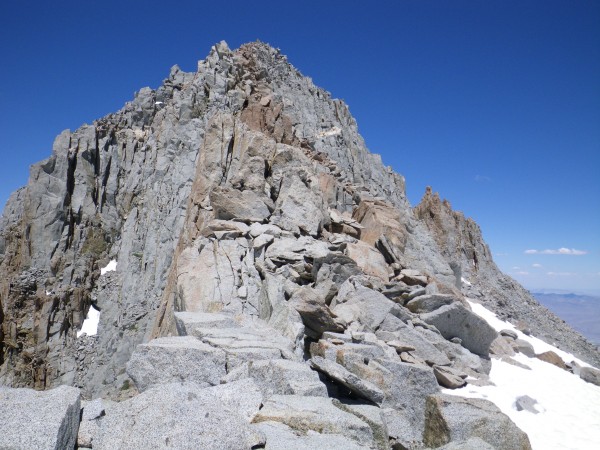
left=423, top=394, right=532, bottom=450
left=0, top=385, right=80, bottom=450
left=421, top=303, right=498, bottom=357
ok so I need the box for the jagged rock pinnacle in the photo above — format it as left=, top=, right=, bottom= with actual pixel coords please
left=0, top=41, right=597, bottom=449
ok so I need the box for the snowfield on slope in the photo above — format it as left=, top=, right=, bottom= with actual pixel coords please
left=444, top=300, right=600, bottom=450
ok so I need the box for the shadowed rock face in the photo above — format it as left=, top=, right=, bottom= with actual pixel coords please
left=0, top=40, right=592, bottom=448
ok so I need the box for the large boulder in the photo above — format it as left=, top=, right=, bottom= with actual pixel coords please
left=310, top=356, right=385, bottom=404
left=513, top=339, right=535, bottom=357
left=190, top=324, right=297, bottom=370
left=94, top=381, right=262, bottom=449
left=247, top=359, right=328, bottom=397
left=176, top=238, right=248, bottom=313
left=332, top=281, right=400, bottom=331
left=270, top=174, right=325, bottom=236
left=423, top=394, right=532, bottom=450
left=421, top=303, right=498, bottom=357
left=405, top=294, right=456, bottom=314
left=0, top=385, right=80, bottom=450
left=345, top=240, right=390, bottom=282
left=580, top=366, right=600, bottom=386
left=289, top=286, right=344, bottom=335
left=375, top=316, right=452, bottom=367
left=375, top=360, right=440, bottom=434
left=126, top=336, right=227, bottom=392
left=536, top=350, right=566, bottom=369
left=210, top=186, right=271, bottom=223
left=253, top=395, right=376, bottom=448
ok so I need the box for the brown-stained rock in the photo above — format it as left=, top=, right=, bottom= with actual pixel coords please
left=536, top=350, right=567, bottom=370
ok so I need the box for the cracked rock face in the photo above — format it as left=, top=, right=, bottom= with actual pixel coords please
left=0, top=40, right=595, bottom=449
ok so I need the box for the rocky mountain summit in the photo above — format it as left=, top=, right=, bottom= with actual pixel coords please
left=1, top=41, right=599, bottom=449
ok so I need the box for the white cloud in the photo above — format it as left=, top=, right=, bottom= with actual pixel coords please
left=547, top=272, right=577, bottom=277
left=515, top=271, right=529, bottom=275
left=512, top=266, right=521, bottom=270
left=524, top=248, right=587, bottom=255
left=532, top=263, right=542, bottom=268
left=474, top=175, right=492, bottom=182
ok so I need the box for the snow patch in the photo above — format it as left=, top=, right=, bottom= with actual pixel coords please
left=449, top=300, right=600, bottom=449
left=317, top=126, right=341, bottom=138
left=77, top=305, right=100, bottom=338
left=461, top=277, right=472, bottom=286
left=100, top=259, right=117, bottom=276
left=444, top=354, right=600, bottom=450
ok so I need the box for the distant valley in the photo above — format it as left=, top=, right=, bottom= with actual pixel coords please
left=533, top=292, right=600, bottom=346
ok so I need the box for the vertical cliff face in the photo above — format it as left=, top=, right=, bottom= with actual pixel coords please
left=0, top=41, right=597, bottom=401
left=0, top=64, right=201, bottom=393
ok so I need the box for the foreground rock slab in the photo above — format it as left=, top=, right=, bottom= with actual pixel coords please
left=0, top=385, right=80, bottom=450
left=254, top=421, right=365, bottom=450
left=126, top=336, right=227, bottom=391
left=94, top=382, right=260, bottom=449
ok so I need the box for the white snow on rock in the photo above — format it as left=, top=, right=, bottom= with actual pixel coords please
left=467, top=299, right=590, bottom=367
left=461, top=277, right=472, bottom=286
left=77, top=305, right=100, bottom=338
left=445, top=300, right=600, bottom=450
left=100, top=259, right=117, bottom=276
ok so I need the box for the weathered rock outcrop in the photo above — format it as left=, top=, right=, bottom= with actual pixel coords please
left=414, top=187, right=600, bottom=367
left=0, top=40, right=593, bottom=448
left=0, top=385, right=80, bottom=450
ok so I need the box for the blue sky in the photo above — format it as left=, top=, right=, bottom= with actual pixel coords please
left=1, top=0, right=598, bottom=292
